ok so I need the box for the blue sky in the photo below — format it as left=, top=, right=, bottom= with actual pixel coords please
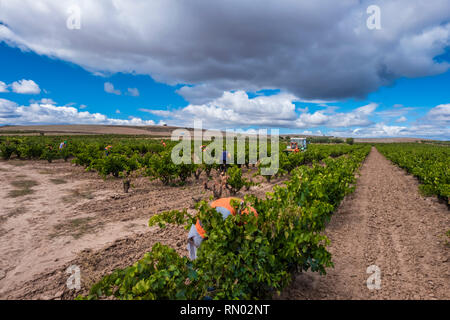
left=0, top=1, right=449, bottom=139
left=0, top=42, right=186, bottom=123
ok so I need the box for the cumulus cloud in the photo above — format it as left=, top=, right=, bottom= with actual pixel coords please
left=143, top=91, right=297, bottom=127
left=330, top=124, right=408, bottom=138
left=421, top=103, right=450, bottom=124
left=330, top=123, right=450, bottom=139
left=330, top=104, right=450, bottom=139
left=176, top=84, right=225, bottom=105
left=376, top=106, right=416, bottom=120
left=10, top=79, right=41, bottom=94
left=0, top=0, right=449, bottom=102
left=39, top=98, right=56, bottom=105
left=140, top=109, right=173, bottom=118
left=0, top=98, right=155, bottom=126
left=0, top=98, right=18, bottom=118
left=104, top=82, right=121, bottom=95
left=0, top=81, right=9, bottom=92
left=296, top=103, right=378, bottom=128
left=142, top=91, right=377, bottom=129
left=396, top=116, right=407, bottom=123
left=300, top=130, right=324, bottom=136
left=127, top=88, right=139, bottom=97
left=29, top=98, right=57, bottom=105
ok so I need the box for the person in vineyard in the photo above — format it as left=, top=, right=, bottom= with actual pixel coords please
left=161, top=140, right=166, bottom=148
left=105, top=145, right=112, bottom=156
left=59, top=140, right=67, bottom=150
left=187, top=197, right=258, bottom=260
left=220, top=150, right=231, bottom=174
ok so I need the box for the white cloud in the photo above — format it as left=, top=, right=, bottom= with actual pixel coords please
left=79, top=104, right=87, bottom=109
left=144, top=91, right=377, bottom=129
left=422, top=103, right=450, bottom=124
left=140, top=109, right=172, bottom=117
left=11, top=79, right=41, bottom=94
left=40, top=98, right=56, bottom=105
left=330, top=104, right=450, bottom=139
left=296, top=106, right=309, bottom=113
left=143, top=92, right=448, bottom=139
left=127, top=88, right=139, bottom=97
left=176, top=84, right=225, bottom=104
left=331, top=122, right=450, bottom=139
left=0, top=81, right=9, bottom=93
left=146, top=91, right=298, bottom=128
left=115, top=109, right=120, bottom=114
left=29, top=98, right=57, bottom=105
left=0, top=1, right=449, bottom=102
left=396, top=116, right=407, bottom=123
left=104, top=82, right=121, bottom=95
left=0, top=98, right=18, bottom=118
left=0, top=98, right=155, bottom=126
left=294, top=103, right=378, bottom=128
left=376, top=107, right=415, bottom=118
left=319, top=105, right=339, bottom=114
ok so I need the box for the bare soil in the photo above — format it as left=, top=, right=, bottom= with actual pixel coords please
left=279, top=147, right=449, bottom=300
left=0, top=159, right=281, bottom=299
left=1, top=148, right=448, bottom=300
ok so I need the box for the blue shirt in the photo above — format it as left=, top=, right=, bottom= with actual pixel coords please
left=222, top=151, right=229, bottom=162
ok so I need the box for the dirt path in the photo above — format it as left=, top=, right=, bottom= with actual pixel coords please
left=281, top=147, right=449, bottom=300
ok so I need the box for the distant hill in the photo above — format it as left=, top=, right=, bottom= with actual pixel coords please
left=0, top=125, right=439, bottom=142
left=0, top=124, right=186, bottom=136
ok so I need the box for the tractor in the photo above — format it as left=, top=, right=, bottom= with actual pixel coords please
left=284, top=137, right=307, bottom=154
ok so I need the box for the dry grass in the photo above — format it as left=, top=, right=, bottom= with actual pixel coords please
left=124, top=222, right=139, bottom=231
left=39, top=170, right=53, bottom=175
left=8, top=180, right=39, bottom=198
left=10, top=180, right=39, bottom=189
left=49, top=178, right=67, bottom=185
left=0, top=207, right=28, bottom=225
left=7, top=207, right=28, bottom=218
left=50, top=217, right=95, bottom=239
left=7, top=161, right=27, bottom=167
left=62, top=189, right=94, bottom=203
